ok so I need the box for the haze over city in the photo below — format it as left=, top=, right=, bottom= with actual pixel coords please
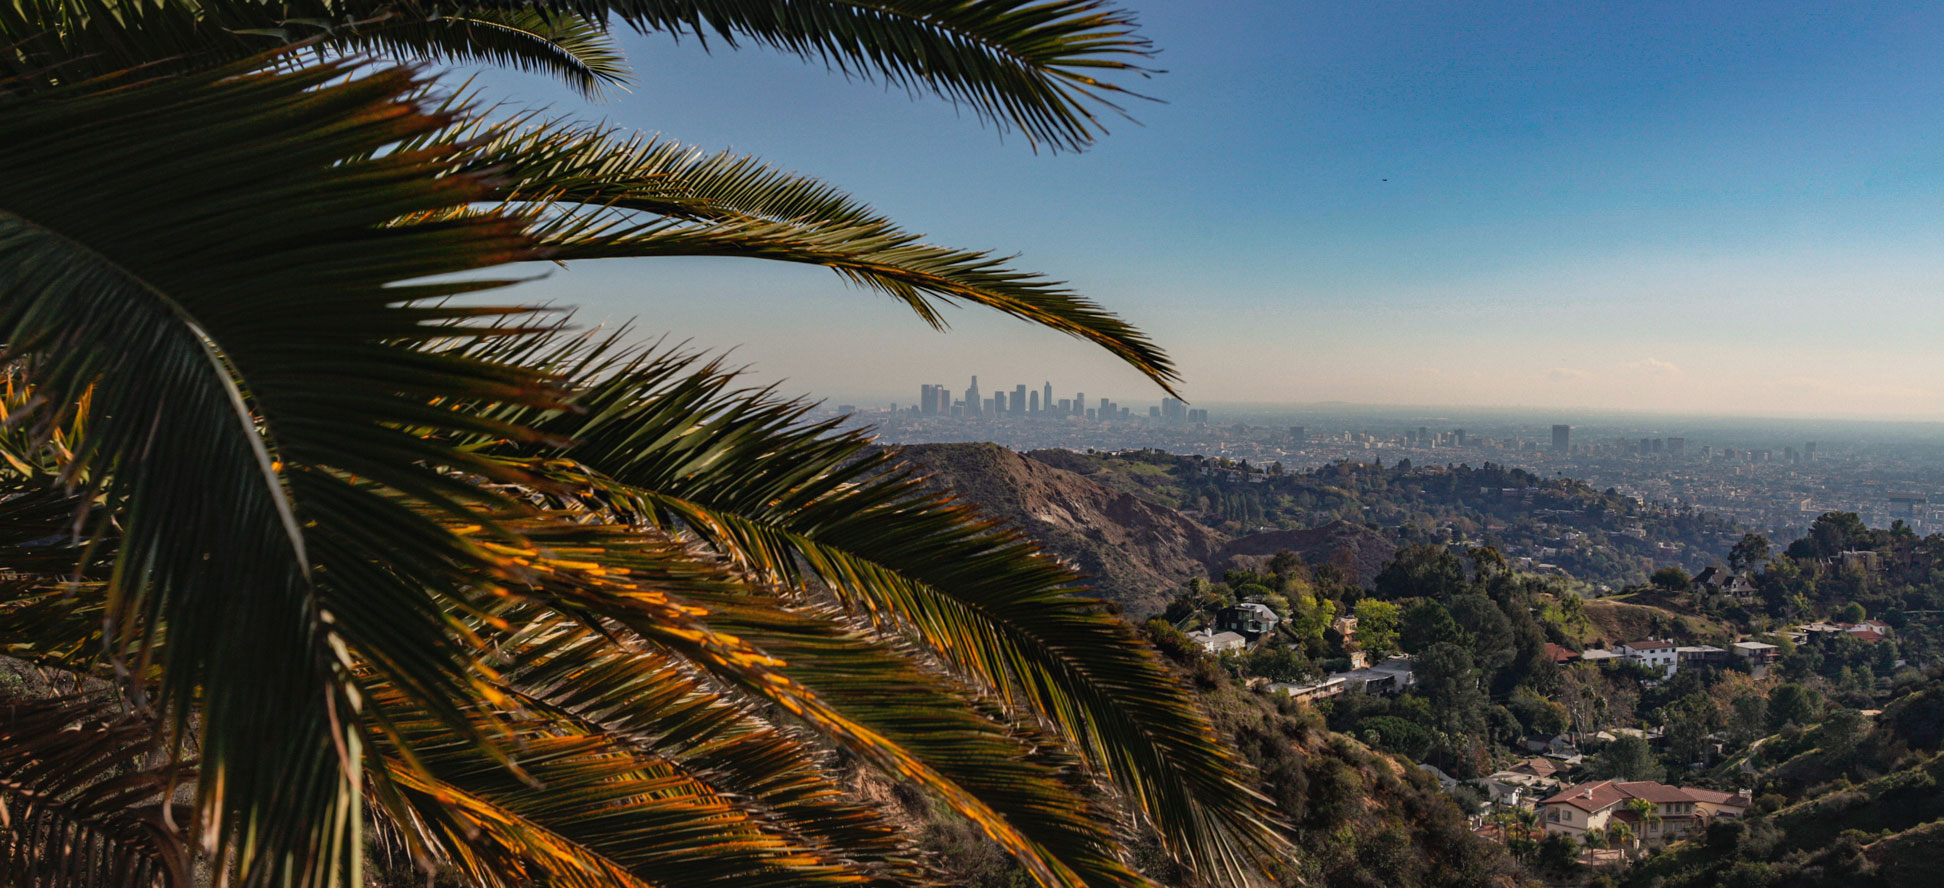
left=472, top=1, right=1944, bottom=421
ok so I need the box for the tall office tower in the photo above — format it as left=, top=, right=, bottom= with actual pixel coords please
left=918, top=384, right=930, bottom=414
left=1290, top=426, right=1306, bottom=444
left=1453, top=429, right=1466, bottom=447
left=1418, top=426, right=1429, bottom=443
left=1043, top=381, right=1053, bottom=413
left=1804, top=442, right=1817, bottom=461
left=1120, top=407, right=1131, bottom=419
left=1639, top=438, right=1654, bottom=455
left=1785, top=446, right=1799, bottom=463
left=992, top=391, right=1006, bottom=414
left=1013, top=384, right=1028, bottom=416
left=1098, top=397, right=1111, bottom=420
left=1058, top=398, right=1071, bottom=413
left=964, top=376, right=982, bottom=418
left=984, top=396, right=997, bottom=415
left=1085, top=408, right=1096, bottom=420
left=1150, top=406, right=1161, bottom=418
left=1029, top=391, right=1040, bottom=413
left=1073, top=393, right=1084, bottom=416
left=1667, top=437, right=1686, bottom=456
left=1552, top=424, right=1571, bottom=451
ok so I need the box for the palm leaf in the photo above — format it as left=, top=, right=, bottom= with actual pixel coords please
left=0, top=694, right=194, bottom=888
left=1, top=0, right=1154, bottom=149
left=462, top=341, right=1284, bottom=884
left=453, top=120, right=1176, bottom=390
left=0, top=60, right=571, bottom=887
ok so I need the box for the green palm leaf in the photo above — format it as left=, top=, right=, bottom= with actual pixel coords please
left=445, top=119, right=1176, bottom=390
left=0, top=60, right=567, bottom=887
left=2, top=0, right=1153, bottom=149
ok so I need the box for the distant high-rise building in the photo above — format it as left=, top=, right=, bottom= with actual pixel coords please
left=1552, top=424, right=1571, bottom=451
left=1029, top=391, right=1040, bottom=413
left=1453, top=428, right=1466, bottom=447
left=1290, top=426, right=1306, bottom=444
left=993, top=391, right=1007, bottom=414
left=1418, top=426, right=1429, bottom=444
left=1149, top=406, right=1161, bottom=418
left=918, top=384, right=933, bottom=414
left=1640, top=438, right=1654, bottom=455
left=1804, top=442, right=1817, bottom=461
left=1058, top=398, right=1071, bottom=414
left=1042, top=381, right=1053, bottom=414
left=964, top=376, right=982, bottom=418
left=1013, top=384, right=1028, bottom=416
left=1073, top=393, right=1084, bottom=416
left=1667, top=437, right=1686, bottom=456
left=1785, top=446, right=1799, bottom=463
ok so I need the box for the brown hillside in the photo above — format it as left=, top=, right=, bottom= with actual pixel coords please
left=893, top=443, right=1226, bottom=616
left=1580, top=598, right=1733, bottom=647
left=1214, top=520, right=1399, bottom=587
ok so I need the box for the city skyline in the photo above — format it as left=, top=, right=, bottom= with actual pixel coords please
left=462, top=2, right=1944, bottom=422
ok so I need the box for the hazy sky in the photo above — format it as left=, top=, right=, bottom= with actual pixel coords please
left=470, top=1, right=1944, bottom=420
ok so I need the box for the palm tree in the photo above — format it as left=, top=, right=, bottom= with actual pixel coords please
left=1624, top=798, right=1661, bottom=847
left=1605, top=820, right=1635, bottom=855
left=0, top=3, right=1286, bottom=887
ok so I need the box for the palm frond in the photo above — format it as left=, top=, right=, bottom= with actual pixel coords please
left=455, top=511, right=1139, bottom=887
left=336, top=9, right=633, bottom=99
left=0, top=694, right=194, bottom=888
left=449, top=119, right=1175, bottom=390
left=3, top=0, right=1154, bottom=149
left=461, top=340, right=1284, bottom=885
left=0, top=59, right=568, bottom=887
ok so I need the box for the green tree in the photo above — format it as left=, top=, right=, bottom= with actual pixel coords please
left=1651, top=565, right=1692, bottom=592
left=1730, top=533, right=1771, bottom=574
left=1414, top=642, right=1488, bottom=742
left=0, top=3, right=1286, bottom=887
left=1834, top=601, right=1867, bottom=623
left=1588, top=735, right=1657, bottom=781
left=1375, top=543, right=1468, bottom=600
left=1354, top=598, right=1402, bottom=656
left=1401, top=599, right=1465, bottom=653
left=1768, top=683, right=1824, bottom=731
left=1448, top=593, right=1517, bottom=674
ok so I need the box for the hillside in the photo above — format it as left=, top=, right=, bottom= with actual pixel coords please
left=893, top=443, right=1227, bottom=616
left=1215, top=519, right=1399, bottom=587
left=1016, top=448, right=1747, bottom=589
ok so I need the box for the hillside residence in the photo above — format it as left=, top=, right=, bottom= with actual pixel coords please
left=1187, top=629, right=1246, bottom=654
left=1332, top=656, right=1416, bottom=695
left=1217, top=601, right=1281, bottom=638
left=1475, top=757, right=1566, bottom=807
left=1538, top=780, right=1750, bottom=846
left=1676, top=645, right=1725, bottom=666
left=1544, top=642, right=1577, bottom=664
left=1731, top=641, right=1779, bottom=663
left=1272, top=676, right=1345, bottom=702
left=1619, top=639, right=1679, bottom=675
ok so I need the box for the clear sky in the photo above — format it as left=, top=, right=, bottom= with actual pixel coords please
left=469, top=1, right=1944, bottom=420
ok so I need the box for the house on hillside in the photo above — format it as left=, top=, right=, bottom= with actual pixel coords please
left=1217, top=601, right=1281, bottom=639
left=1187, top=628, right=1246, bottom=654
left=1619, top=639, right=1679, bottom=675
left=1538, top=780, right=1741, bottom=847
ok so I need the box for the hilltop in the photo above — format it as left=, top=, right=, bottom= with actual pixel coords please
left=1214, top=519, right=1399, bottom=587
left=892, top=443, right=1226, bottom=616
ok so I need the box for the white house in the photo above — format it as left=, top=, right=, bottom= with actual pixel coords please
left=1619, top=639, right=1678, bottom=675
left=1187, top=629, right=1247, bottom=654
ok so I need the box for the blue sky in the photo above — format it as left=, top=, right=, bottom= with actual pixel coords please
left=470, top=1, right=1944, bottom=419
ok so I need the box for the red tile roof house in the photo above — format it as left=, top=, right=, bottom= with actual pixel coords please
left=1538, top=780, right=1749, bottom=848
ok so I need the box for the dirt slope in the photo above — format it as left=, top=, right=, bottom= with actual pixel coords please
left=892, top=443, right=1226, bottom=616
